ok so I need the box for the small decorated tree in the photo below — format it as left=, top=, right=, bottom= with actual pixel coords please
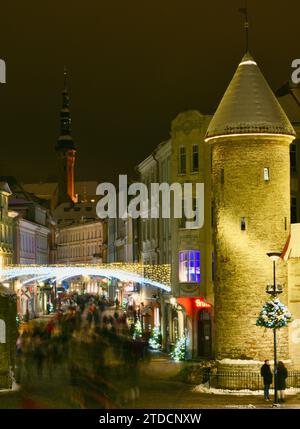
left=148, top=326, right=162, bottom=350
left=256, top=298, right=292, bottom=329
left=133, top=319, right=143, bottom=340
left=170, top=335, right=186, bottom=361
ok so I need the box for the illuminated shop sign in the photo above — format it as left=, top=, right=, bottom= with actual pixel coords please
left=194, top=298, right=211, bottom=309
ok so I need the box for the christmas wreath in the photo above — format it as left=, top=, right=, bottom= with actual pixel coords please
left=256, top=298, right=292, bottom=329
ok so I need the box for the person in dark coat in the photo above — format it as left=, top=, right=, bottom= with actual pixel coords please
left=260, top=360, right=273, bottom=400
left=277, top=361, right=288, bottom=402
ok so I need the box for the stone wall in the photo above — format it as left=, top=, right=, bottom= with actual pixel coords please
left=211, top=135, right=292, bottom=361
left=288, top=257, right=300, bottom=369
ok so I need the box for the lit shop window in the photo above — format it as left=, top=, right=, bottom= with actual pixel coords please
left=179, top=250, right=200, bottom=283
left=263, top=167, right=270, bottom=181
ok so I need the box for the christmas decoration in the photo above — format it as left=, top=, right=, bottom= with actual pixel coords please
left=16, top=314, right=21, bottom=329
left=256, top=298, right=292, bottom=329
left=0, top=263, right=171, bottom=291
left=148, top=326, right=162, bottom=350
left=171, top=335, right=186, bottom=361
left=121, top=298, right=127, bottom=312
left=133, top=319, right=142, bottom=340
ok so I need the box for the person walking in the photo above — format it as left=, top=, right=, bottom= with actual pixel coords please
left=260, top=359, right=273, bottom=401
left=277, top=361, right=288, bottom=403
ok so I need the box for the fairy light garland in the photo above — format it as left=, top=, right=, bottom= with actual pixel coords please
left=0, top=263, right=171, bottom=292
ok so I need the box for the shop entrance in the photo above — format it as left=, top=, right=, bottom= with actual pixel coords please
left=198, top=309, right=212, bottom=357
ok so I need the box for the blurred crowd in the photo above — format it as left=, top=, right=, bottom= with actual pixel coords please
left=15, top=294, right=149, bottom=408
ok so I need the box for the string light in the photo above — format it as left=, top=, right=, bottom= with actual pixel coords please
left=0, top=263, right=171, bottom=292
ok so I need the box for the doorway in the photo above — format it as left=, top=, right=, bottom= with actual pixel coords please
left=198, top=309, right=212, bottom=357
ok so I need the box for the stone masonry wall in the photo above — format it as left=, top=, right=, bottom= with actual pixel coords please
left=212, top=136, right=292, bottom=361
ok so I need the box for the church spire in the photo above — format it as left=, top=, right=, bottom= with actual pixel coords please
left=56, top=67, right=77, bottom=205
left=58, top=66, right=74, bottom=142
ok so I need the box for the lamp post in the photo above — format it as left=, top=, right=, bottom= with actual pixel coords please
left=266, top=252, right=282, bottom=405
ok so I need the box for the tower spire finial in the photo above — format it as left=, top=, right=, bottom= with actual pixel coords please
left=239, top=0, right=249, bottom=53
left=63, top=65, right=68, bottom=92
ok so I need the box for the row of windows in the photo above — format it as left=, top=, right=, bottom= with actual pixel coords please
left=59, top=228, right=102, bottom=243
left=178, top=141, right=297, bottom=177
left=58, top=244, right=101, bottom=259
left=21, top=234, right=35, bottom=253
left=178, top=145, right=199, bottom=174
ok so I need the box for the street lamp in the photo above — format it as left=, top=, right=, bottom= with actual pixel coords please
left=266, top=251, right=282, bottom=405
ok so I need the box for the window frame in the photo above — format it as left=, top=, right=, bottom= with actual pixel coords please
left=179, top=250, right=200, bottom=283
left=178, top=146, right=186, bottom=174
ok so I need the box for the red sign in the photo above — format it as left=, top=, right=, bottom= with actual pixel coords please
left=194, top=298, right=211, bottom=309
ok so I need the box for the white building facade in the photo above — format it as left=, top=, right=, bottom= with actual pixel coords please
left=56, top=220, right=105, bottom=295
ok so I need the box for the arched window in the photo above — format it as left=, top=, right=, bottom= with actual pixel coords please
left=0, top=319, right=6, bottom=343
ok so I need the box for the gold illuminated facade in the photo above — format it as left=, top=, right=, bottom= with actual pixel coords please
left=207, top=53, right=296, bottom=362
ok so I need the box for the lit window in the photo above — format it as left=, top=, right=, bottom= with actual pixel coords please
left=178, top=147, right=186, bottom=174
left=263, top=167, right=270, bottom=181
left=179, top=250, right=200, bottom=283
left=192, top=145, right=199, bottom=172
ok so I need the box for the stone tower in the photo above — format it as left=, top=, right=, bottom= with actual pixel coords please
left=56, top=68, right=76, bottom=205
left=205, top=53, right=295, bottom=361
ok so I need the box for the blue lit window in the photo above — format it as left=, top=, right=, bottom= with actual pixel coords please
left=179, top=250, right=200, bottom=283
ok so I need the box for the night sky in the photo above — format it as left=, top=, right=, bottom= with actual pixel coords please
left=0, top=0, right=299, bottom=185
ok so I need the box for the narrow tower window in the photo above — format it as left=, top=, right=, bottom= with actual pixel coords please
left=263, top=167, right=270, bottom=181
left=241, top=217, right=246, bottom=231
left=284, top=217, right=287, bottom=231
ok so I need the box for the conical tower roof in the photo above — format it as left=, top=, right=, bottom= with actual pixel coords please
left=205, top=52, right=295, bottom=141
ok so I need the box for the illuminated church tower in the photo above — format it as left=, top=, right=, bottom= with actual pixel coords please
left=205, top=53, right=295, bottom=361
left=56, top=68, right=77, bottom=205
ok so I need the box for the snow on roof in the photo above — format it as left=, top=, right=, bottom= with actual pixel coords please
left=206, top=52, right=296, bottom=140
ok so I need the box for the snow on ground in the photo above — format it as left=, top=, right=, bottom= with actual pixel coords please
left=217, top=358, right=292, bottom=365
left=217, top=359, right=262, bottom=365
left=193, top=383, right=300, bottom=396
left=0, top=382, right=20, bottom=393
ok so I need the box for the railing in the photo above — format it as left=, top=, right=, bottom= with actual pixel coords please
left=203, top=371, right=300, bottom=392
